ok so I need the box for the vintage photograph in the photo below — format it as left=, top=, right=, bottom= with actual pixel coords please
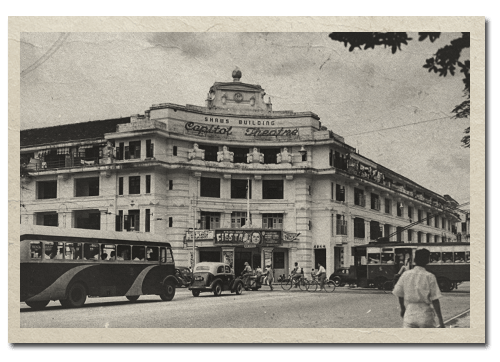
left=11, top=18, right=484, bottom=343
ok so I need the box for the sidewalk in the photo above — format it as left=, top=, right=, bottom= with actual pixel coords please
left=446, top=311, right=470, bottom=328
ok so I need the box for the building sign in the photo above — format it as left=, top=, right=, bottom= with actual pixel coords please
left=185, top=229, right=215, bottom=241
left=184, top=121, right=299, bottom=138
left=214, top=229, right=282, bottom=246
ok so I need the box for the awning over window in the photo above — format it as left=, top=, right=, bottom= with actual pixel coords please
left=78, top=144, right=94, bottom=151
left=36, top=149, right=51, bottom=158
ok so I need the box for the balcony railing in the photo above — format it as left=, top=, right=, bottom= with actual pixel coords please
left=28, top=157, right=101, bottom=171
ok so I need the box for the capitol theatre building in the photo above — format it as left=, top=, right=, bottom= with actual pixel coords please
left=20, top=70, right=461, bottom=277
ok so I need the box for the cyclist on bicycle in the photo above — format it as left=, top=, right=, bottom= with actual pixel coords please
left=291, top=262, right=303, bottom=287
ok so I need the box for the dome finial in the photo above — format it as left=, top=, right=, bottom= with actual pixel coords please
left=232, top=67, right=242, bottom=82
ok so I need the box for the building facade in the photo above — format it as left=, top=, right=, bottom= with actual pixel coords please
left=20, top=70, right=461, bottom=277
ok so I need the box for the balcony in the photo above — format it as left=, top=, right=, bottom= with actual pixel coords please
left=26, top=156, right=102, bottom=172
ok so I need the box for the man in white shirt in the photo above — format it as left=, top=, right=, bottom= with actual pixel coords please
left=316, top=263, right=326, bottom=291
left=393, top=248, right=445, bottom=328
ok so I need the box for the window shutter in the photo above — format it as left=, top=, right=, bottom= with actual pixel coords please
left=124, top=215, right=130, bottom=231
left=124, top=146, right=130, bottom=160
left=135, top=144, right=141, bottom=159
left=135, top=214, right=140, bottom=231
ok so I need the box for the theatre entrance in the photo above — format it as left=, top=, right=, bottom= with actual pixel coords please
left=234, top=250, right=261, bottom=276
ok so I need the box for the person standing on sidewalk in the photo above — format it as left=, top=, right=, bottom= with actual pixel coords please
left=316, top=263, right=326, bottom=291
left=392, top=248, right=445, bottom=328
left=262, top=264, right=274, bottom=291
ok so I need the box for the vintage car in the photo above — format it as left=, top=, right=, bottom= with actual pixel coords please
left=329, top=266, right=358, bottom=287
left=189, top=262, right=244, bottom=297
left=174, top=266, right=193, bottom=288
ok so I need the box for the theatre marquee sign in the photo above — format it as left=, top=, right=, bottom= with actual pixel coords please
left=214, top=229, right=282, bottom=246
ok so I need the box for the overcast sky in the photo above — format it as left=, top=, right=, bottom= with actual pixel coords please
left=20, top=32, right=470, bottom=205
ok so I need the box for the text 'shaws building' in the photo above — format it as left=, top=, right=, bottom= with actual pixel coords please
left=20, top=69, right=461, bottom=278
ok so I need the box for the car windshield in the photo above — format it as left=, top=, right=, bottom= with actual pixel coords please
left=195, top=266, right=210, bottom=271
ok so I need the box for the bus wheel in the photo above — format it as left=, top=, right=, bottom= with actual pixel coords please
left=160, top=281, right=176, bottom=301
left=126, top=296, right=140, bottom=302
left=192, top=290, right=200, bottom=297
left=66, top=283, right=87, bottom=308
left=375, top=277, right=387, bottom=290
left=437, top=277, right=452, bottom=292
left=26, top=300, right=49, bottom=310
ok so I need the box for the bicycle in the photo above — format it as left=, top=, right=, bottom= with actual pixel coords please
left=280, top=275, right=308, bottom=291
left=307, top=276, right=336, bottom=292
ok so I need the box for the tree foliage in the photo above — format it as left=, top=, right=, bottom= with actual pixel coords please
left=329, top=32, right=470, bottom=148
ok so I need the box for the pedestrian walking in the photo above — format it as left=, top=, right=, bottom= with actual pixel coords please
left=392, top=248, right=445, bottom=328
left=262, top=264, right=274, bottom=291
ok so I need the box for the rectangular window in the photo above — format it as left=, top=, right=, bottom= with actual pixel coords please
left=118, top=177, right=123, bottom=195
left=262, top=213, right=283, bottom=229
left=229, top=147, right=249, bottom=164
left=132, top=246, right=146, bottom=261
left=146, top=175, right=151, bottom=194
left=117, top=245, right=131, bottom=260
left=201, top=212, right=221, bottom=229
left=354, top=188, right=365, bottom=207
left=261, top=148, right=280, bottom=164
left=427, top=234, right=431, bottom=243
left=128, top=141, right=141, bottom=159
left=75, top=177, right=99, bottom=197
left=329, top=149, right=333, bottom=167
left=30, top=242, right=43, bottom=259
left=129, top=176, right=140, bottom=194
left=145, top=209, right=151, bottom=232
left=397, top=202, right=403, bottom=217
left=262, top=179, right=284, bottom=199
left=74, top=209, right=101, bottom=230
left=336, top=214, right=347, bottom=235
left=369, top=221, right=382, bottom=240
left=36, top=212, right=58, bottom=227
left=169, top=217, right=173, bottom=227
left=442, top=218, right=446, bottom=229
left=336, top=184, right=345, bottom=202
left=83, top=243, right=100, bottom=261
left=427, top=213, right=431, bottom=226
left=200, top=177, right=221, bottom=198
left=434, top=235, right=439, bottom=243
left=128, top=210, right=140, bottom=231
left=462, top=222, right=467, bottom=232
left=231, top=212, right=248, bottom=228
left=385, top=198, right=391, bottom=214
left=198, top=144, right=218, bottom=161
left=231, top=179, right=251, bottom=199
left=301, top=151, right=307, bottom=162
left=370, top=193, right=380, bottom=211
left=408, top=206, right=413, bottom=220
left=408, top=229, right=412, bottom=242
left=173, top=145, right=178, bottom=156
left=418, top=209, right=422, bottom=222
left=334, top=151, right=348, bottom=170
left=435, top=216, right=439, bottom=228
left=37, top=180, right=57, bottom=199
left=116, top=210, right=123, bottom=231
left=66, top=242, right=83, bottom=260
left=146, top=139, right=154, bottom=158
left=354, top=218, right=365, bottom=238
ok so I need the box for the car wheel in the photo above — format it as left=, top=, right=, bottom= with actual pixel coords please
left=65, top=282, right=87, bottom=308
left=192, top=290, right=200, bottom=297
left=213, top=282, right=222, bottom=296
left=437, top=277, right=452, bottom=292
left=160, top=281, right=176, bottom=301
left=126, top=296, right=140, bottom=302
left=235, top=282, right=243, bottom=295
left=332, top=276, right=342, bottom=287
left=25, top=300, right=50, bottom=310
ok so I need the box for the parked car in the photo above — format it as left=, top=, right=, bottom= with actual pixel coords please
left=329, top=266, right=357, bottom=287
left=189, top=262, right=244, bottom=297
left=175, top=266, right=193, bottom=287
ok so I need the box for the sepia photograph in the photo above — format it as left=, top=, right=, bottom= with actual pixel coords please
left=9, top=16, right=485, bottom=343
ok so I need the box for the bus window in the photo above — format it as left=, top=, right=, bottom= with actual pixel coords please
left=147, top=247, right=158, bottom=262
left=71, top=243, right=83, bottom=260
left=466, top=251, right=470, bottom=263
left=454, top=252, right=466, bottom=263
left=442, top=252, right=453, bottom=263
left=381, top=252, right=394, bottom=264
left=116, top=245, right=130, bottom=261
left=367, top=253, right=380, bottom=264
left=30, top=242, right=42, bottom=259
left=101, top=244, right=116, bottom=261
left=84, top=243, right=100, bottom=261
left=430, top=252, right=442, bottom=263
left=132, top=246, right=145, bottom=261
left=44, top=242, right=63, bottom=260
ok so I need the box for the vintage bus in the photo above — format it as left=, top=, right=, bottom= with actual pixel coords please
left=351, top=242, right=470, bottom=292
left=21, top=228, right=178, bottom=309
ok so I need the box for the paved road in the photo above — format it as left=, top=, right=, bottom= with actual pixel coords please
left=20, top=282, right=470, bottom=328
